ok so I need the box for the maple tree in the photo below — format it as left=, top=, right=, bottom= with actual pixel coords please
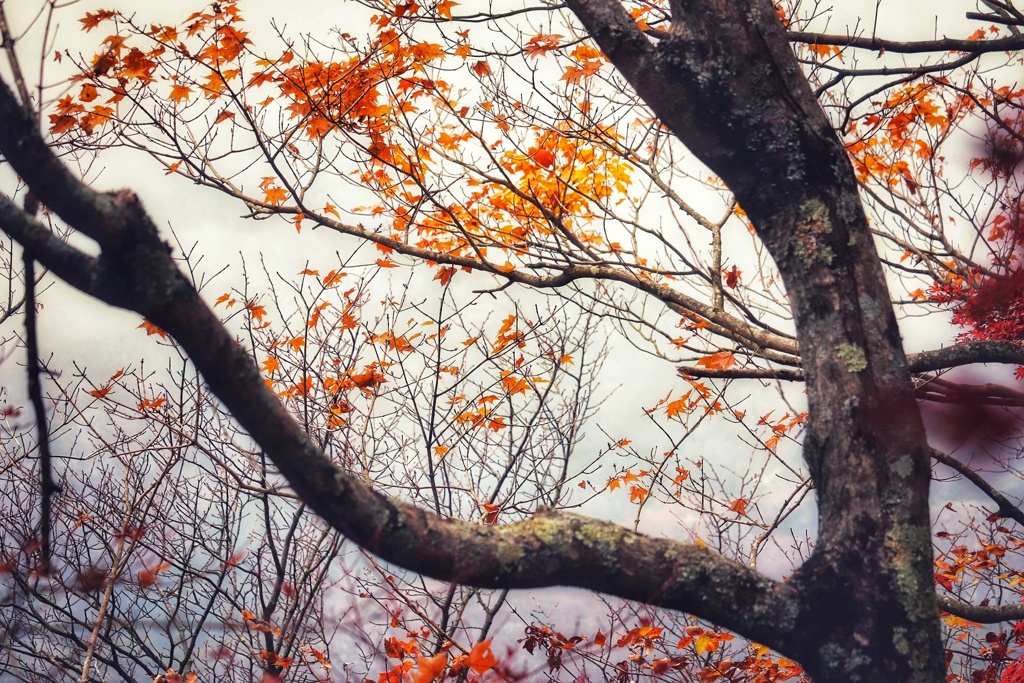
left=6, top=0, right=1024, bottom=681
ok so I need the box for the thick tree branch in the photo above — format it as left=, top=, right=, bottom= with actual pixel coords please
left=908, top=341, right=1024, bottom=373
left=0, top=75, right=805, bottom=661
left=567, top=2, right=942, bottom=677
left=938, top=595, right=1024, bottom=623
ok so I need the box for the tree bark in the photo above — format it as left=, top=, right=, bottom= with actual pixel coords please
left=564, top=0, right=943, bottom=680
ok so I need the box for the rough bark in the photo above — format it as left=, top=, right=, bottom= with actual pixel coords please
left=563, top=0, right=943, bottom=679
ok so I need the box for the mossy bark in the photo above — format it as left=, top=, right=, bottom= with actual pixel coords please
left=567, top=0, right=944, bottom=680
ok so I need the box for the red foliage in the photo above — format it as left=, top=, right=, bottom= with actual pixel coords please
left=1002, top=657, right=1024, bottom=683
left=930, top=269, right=1024, bottom=345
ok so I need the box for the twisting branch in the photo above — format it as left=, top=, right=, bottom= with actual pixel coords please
left=908, top=341, right=1024, bottom=373
left=0, top=75, right=805, bottom=662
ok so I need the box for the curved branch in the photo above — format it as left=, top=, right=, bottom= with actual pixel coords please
left=0, top=75, right=804, bottom=662
left=931, top=449, right=1024, bottom=527
left=908, top=341, right=1024, bottom=373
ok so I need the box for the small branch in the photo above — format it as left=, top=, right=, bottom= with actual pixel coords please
left=78, top=520, right=130, bottom=683
left=23, top=250, right=58, bottom=573
left=787, top=30, right=1024, bottom=54
left=678, top=365, right=804, bottom=381
left=966, top=12, right=1024, bottom=26
left=938, top=595, right=1024, bottom=623
left=931, top=449, right=1024, bottom=527
left=0, top=2, right=33, bottom=114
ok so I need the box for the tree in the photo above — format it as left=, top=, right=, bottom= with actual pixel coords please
left=3, top=0, right=1024, bottom=681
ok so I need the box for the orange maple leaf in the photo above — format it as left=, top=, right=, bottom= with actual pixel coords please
left=410, top=653, right=447, bottom=683
left=695, top=350, right=736, bottom=371
left=79, top=84, right=99, bottom=102
left=138, top=561, right=172, bottom=588
left=79, top=10, right=117, bottom=31
left=138, top=319, right=168, bottom=338
left=728, top=498, right=749, bottom=516
left=434, top=266, right=456, bottom=286
left=666, top=393, right=691, bottom=419
left=531, top=147, right=555, bottom=168
left=482, top=502, right=500, bottom=525
left=466, top=640, right=497, bottom=673
left=89, top=386, right=112, bottom=399
left=501, top=375, right=530, bottom=395
left=169, top=83, right=193, bottom=103
left=262, top=186, right=287, bottom=206
left=247, top=303, right=267, bottom=322
left=629, top=485, right=649, bottom=503
left=49, top=113, right=78, bottom=136
left=434, top=0, right=458, bottom=19
left=524, top=33, right=563, bottom=59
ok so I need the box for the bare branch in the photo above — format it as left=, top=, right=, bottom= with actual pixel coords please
left=0, top=74, right=803, bottom=661
left=931, top=449, right=1024, bottom=527
left=787, top=31, right=1024, bottom=54
left=938, top=595, right=1024, bottom=623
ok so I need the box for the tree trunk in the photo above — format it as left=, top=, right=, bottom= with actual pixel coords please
left=566, top=0, right=944, bottom=679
